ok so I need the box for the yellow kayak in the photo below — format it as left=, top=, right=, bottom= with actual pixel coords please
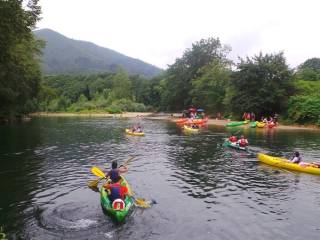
left=256, top=122, right=266, bottom=128
left=257, top=153, right=320, bottom=175
left=125, top=129, right=145, bottom=136
left=183, top=125, right=199, bottom=133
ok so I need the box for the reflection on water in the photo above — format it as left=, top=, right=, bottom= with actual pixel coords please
left=1, top=118, right=320, bottom=239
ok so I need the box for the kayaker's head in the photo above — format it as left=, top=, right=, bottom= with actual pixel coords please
left=240, top=135, right=245, bottom=139
left=295, top=151, right=300, bottom=157
left=111, top=160, right=118, bottom=169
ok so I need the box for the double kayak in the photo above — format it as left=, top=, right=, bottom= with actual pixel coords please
left=223, top=140, right=247, bottom=151
left=100, top=176, right=134, bottom=222
left=183, top=125, right=200, bottom=133
left=257, top=153, right=320, bottom=175
left=125, top=129, right=145, bottom=136
left=226, top=120, right=249, bottom=127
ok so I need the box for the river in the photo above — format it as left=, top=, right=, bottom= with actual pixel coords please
left=1, top=117, right=320, bottom=239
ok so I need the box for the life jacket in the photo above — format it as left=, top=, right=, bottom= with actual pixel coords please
left=109, top=169, right=120, bottom=183
left=108, top=182, right=122, bottom=202
left=239, top=139, right=247, bottom=147
left=229, top=136, right=237, bottom=142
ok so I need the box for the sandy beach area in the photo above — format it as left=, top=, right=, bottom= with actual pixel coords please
left=30, top=112, right=319, bottom=131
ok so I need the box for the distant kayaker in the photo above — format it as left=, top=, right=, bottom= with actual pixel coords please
left=237, top=135, right=248, bottom=147
left=106, top=160, right=128, bottom=183
left=229, top=135, right=237, bottom=143
left=291, top=151, right=302, bottom=164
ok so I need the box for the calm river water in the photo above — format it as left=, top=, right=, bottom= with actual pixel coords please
left=1, top=117, right=320, bottom=240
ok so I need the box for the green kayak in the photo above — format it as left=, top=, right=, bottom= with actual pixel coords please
left=249, top=121, right=257, bottom=128
left=223, top=140, right=247, bottom=151
left=226, top=120, right=249, bottom=127
left=100, top=176, right=134, bottom=222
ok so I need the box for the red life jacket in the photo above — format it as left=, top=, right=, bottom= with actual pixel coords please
left=229, top=136, right=237, bottom=142
left=239, top=139, right=247, bottom=147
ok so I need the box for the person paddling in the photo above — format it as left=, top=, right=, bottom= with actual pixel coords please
left=229, top=135, right=237, bottom=143
left=237, top=135, right=248, bottom=147
left=106, top=160, right=128, bottom=183
left=290, top=151, right=302, bottom=164
left=104, top=160, right=129, bottom=202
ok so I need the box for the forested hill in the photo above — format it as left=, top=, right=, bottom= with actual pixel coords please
left=34, top=29, right=162, bottom=78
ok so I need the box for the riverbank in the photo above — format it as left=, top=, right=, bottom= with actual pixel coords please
left=29, top=112, right=319, bottom=130
left=29, top=112, right=153, bottom=118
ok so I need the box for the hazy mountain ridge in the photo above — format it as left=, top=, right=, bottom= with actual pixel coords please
left=34, top=29, right=162, bottom=78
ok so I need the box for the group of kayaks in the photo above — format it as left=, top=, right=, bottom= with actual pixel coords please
left=227, top=120, right=276, bottom=129
left=175, top=117, right=208, bottom=134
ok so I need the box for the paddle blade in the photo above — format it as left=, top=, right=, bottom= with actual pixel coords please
left=91, top=166, right=106, bottom=178
left=87, top=178, right=100, bottom=188
left=134, top=198, right=151, bottom=208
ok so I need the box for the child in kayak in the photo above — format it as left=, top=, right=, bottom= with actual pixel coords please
left=104, top=181, right=129, bottom=202
left=237, top=135, right=248, bottom=147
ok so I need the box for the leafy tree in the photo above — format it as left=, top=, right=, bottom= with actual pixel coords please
left=295, top=58, right=320, bottom=81
left=0, top=0, right=42, bottom=118
left=109, top=68, right=132, bottom=100
left=160, top=38, right=231, bottom=110
left=191, top=59, right=231, bottom=113
left=226, top=52, right=293, bottom=118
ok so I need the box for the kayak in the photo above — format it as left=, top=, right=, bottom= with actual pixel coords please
left=175, top=118, right=188, bottom=124
left=100, top=176, right=134, bottom=222
left=249, top=121, right=257, bottom=128
left=256, top=122, right=266, bottom=128
left=268, top=122, right=276, bottom=128
left=125, top=129, right=145, bottom=136
left=257, top=153, right=320, bottom=175
left=183, top=125, right=200, bottom=133
left=223, top=140, right=247, bottom=151
left=226, top=120, right=249, bottom=127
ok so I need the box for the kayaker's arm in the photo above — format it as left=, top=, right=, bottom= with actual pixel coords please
left=119, top=165, right=128, bottom=174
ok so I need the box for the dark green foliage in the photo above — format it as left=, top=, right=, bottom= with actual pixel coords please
left=39, top=69, right=149, bottom=113
left=191, top=60, right=231, bottom=113
left=226, top=52, right=293, bottom=118
left=159, top=38, right=231, bottom=110
left=295, top=58, right=320, bottom=81
left=0, top=0, right=43, bottom=119
left=287, top=95, right=320, bottom=125
left=34, top=29, right=162, bottom=78
left=287, top=80, right=320, bottom=125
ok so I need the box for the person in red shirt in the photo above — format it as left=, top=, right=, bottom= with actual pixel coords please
left=229, top=135, right=238, bottom=143
left=237, top=135, right=248, bottom=147
left=104, top=181, right=129, bottom=202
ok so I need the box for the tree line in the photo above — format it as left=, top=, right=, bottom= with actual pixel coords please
left=1, top=0, right=320, bottom=125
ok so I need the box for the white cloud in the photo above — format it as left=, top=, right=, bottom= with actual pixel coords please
left=37, top=0, right=320, bottom=69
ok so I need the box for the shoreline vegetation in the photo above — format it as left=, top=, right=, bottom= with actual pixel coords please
left=29, top=112, right=319, bottom=131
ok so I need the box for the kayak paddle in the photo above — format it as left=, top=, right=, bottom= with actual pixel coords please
left=90, top=165, right=151, bottom=208
left=88, top=156, right=135, bottom=188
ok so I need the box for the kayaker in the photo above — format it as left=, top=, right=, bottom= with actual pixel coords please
left=191, top=124, right=199, bottom=129
left=229, top=135, right=237, bottom=143
left=290, top=151, right=302, bottom=164
left=237, top=135, right=248, bottom=147
left=104, top=181, right=129, bottom=203
left=136, top=124, right=142, bottom=133
left=106, top=160, right=128, bottom=183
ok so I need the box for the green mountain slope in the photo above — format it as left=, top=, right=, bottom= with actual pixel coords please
left=34, top=29, right=162, bottom=78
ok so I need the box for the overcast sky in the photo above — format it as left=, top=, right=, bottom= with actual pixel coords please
left=37, top=0, right=320, bottom=69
